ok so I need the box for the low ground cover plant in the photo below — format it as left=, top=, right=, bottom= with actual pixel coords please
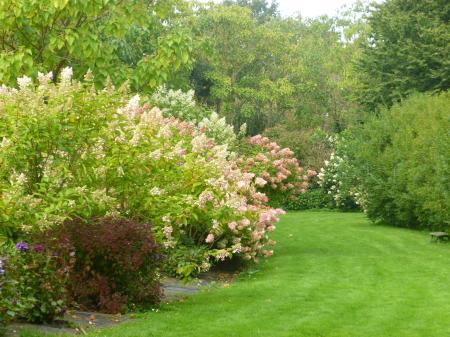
left=0, top=241, right=68, bottom=325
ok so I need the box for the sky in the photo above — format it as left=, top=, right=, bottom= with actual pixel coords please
left=276, top=0, right=361, bottom=18
left=200, top=0, right=383, bottom=18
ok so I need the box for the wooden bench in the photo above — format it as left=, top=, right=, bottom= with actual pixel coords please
left=430, top=232, right=450, bottom=243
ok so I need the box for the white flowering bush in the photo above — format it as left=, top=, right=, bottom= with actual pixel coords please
left=150, top=85, right=206, bottom=122
left=317, top=135, right=361, bottom=211
left=0, top=70, right=283, bottom=278
left=150, top=86, right=246, bottom=150
left=199, top=112, right=247, bottom=149
left=0, top=69, right=123, bottom=237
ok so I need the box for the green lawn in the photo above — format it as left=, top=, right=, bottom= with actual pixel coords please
left=27, top=211, right=450, bottom=337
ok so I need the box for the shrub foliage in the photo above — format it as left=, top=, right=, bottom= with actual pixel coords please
left=43, top=218, right=162, bottom=313
left=350, top=93, right=450, bottom=228
left=0, top=242, right=68, bottom=324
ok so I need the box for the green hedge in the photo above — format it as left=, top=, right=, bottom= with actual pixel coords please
left=283, top=188, right=335, bottom=211
left=350, top=92, right=450, bottom=229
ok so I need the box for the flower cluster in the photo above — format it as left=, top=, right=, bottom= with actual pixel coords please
left=150, top=85, right=207, bottom=123
left=198, top=112, right=246, bottom=149
left=14, top=241, right=45, bottom=253
left=318, top=152, right=346, bottom=204
left=349, top=188, right=369, bottom=212
left=238, top=135, right=316, bottom=206
left=15, top=241, right=29, bottom=252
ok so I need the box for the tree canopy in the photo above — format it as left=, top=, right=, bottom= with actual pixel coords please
left=0, top=0, right=193, bottom=91
left=355, top=0, right=450, bottom=111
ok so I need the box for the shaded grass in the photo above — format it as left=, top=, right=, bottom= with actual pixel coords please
left=24, top=211, right=450, bottom=337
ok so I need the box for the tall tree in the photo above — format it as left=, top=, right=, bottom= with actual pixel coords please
left=223, top=0, right=279, bottom=22
left=0, top=0, right=193, bottom=91
left=192, top=4, right=358, bottom=138
left=355, top=0, right=450, bottom=112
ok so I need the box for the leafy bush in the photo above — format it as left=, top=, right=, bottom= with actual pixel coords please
left=283, top=188, right=335, bottom=211
left=43, top=218, right=162, bottom=314
left=0, top=70, right=283, bottom=279
left=0, top=242, right=68, bottom=324
left=163, top=245, right=210, bottom=279
left=349, top=92, right=450, bottom=228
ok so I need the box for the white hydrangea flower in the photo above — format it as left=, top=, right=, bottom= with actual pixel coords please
left=0, top=137, right=12, bottom=148
left=15, top=173, right=28, bottom=186
left=117, top=166, right=125, bottom=177
left=60, top=67, right=73, bottom=83
left=17, top=75, right=32, bottom=90
left=38, top=71, right=53, bottom=85
left=127, top=94, right=140, bottom=110
left=150, top=187, right=164, bottom=196
left=0, top=84, right=9, bottom=95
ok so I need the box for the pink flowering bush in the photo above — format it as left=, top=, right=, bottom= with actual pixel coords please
left=0, top=70, right=284, bottom=279
left=114, top=102, right=285, bottom=277
left=238, top=135, right=317, bottom=207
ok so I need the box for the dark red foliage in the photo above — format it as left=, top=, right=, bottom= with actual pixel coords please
left=42, top=217, right=163, bottom=313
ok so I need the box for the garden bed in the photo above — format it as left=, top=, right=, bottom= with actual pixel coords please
left=5, top=271, right=237, bottom=336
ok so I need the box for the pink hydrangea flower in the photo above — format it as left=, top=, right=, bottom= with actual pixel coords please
left=205, top=234, right=215, bottom=243
left=240, top=218, right=251, bottom=227
left=263, top=250, right=273, bottom=258
left=163, top=225, right=173, bottom=239
left=237, top=181, right=247, bottom=189
left=255, top=177, right=267, bottom=187
left=228, top=222, right=237, bottom=231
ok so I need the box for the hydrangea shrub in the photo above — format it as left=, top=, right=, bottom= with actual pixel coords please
left=151, top=86, right=246, bottom=149
left=150, top=85, right=207, bottom=123
left=0, top=70, right=284, bottom=279
left=317, top=135, right=361, bottom=211
left=238, top=135, right=316, bottom=207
